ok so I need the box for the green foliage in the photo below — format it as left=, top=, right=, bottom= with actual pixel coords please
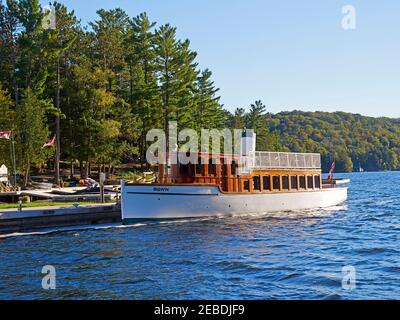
left=226, top=106, right=400, bottom=172
left=15, top=88, right=51, bottom=184
left=0, top=85, right=15, bottom=166
left=263, top=110, right=400, bottom=172
left=193, top=69, right=224, bottom=130
left=228, top=101, right=283, bottom=152
left=126, top=12, right=159, bottom=166
left=245, top=100, right=269, bottom=151
left=1, top=1, right=398, bottom=181
left=154, top=24, right=197, bottom=131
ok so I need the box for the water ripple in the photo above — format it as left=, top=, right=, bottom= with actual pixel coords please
left=0, top=172, right=399, bottom=299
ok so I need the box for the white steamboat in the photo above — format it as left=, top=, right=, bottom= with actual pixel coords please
left=121, top=133, right=348, bottom=222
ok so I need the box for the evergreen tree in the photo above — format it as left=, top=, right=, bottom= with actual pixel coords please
left=45, top=2, right=79, bottom=184
left=0, top=84, right=15, bottom=166
left=174, top=39, right=198, bottom=129
left=16, top=0, right=56, bottom=93
left=154, top=24, right=198, bottom=152
left=246, top=100, right=266, bottom=129
left=245, top=100, right=269, bottom=150
left=231, top=107, right=246, bottom=129
left=0, top=0, right=20, bottom=104
left=127, top=12, right=159, bottom=167
left=15, top=88, right=51, bottom=185
left=89, top=8, right=129, bottom=93
left=193, top=69, right=224, bottom=130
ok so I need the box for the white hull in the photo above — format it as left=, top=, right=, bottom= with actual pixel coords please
left=121, top=184, right=348, bottom=222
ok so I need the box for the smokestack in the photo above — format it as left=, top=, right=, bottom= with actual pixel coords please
left=241, top=129, right=256, bottom=156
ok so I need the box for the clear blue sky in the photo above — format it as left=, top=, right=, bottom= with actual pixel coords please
left=41, top=0, right=400, bottom=118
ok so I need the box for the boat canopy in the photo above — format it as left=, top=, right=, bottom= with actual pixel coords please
left=245, top=152, right=321, bottom=171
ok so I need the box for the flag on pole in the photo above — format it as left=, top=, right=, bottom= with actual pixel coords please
left=327, top=159, right=336, bottom=181
left=42, top=135, right=56, bottom=148
left=0, top=131, right=11, bottom=140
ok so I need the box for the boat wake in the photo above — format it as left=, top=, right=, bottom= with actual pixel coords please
left=0, top=205, right=347, bottom=239
left=230, top=204, right=347, bottom=219
left=0, top=222, right=146, bottom=239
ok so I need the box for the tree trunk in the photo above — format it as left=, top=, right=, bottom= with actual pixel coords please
left=84, top=161, right=89, bottom=178
left=139, top=133, right=144, bottom=169
left=24, top=163, right=30, bottom=187
left=70, top=161, right=74, bottom=178
left=55, top=54, right=61, bottom=186
left=79, top=161, right=84, bottom=178
left=129, top=63, right=133, bottom=107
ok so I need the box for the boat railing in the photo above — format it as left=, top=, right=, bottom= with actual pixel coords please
left=241, top=152, right=321, bottom=171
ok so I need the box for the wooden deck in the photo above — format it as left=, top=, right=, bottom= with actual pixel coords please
left=0, top=204, right=121, bottom=235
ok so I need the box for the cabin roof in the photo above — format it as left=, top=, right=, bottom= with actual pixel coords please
left=168, top=151, right=321, bottom=170
left=250, top=151, right=321, bottom=170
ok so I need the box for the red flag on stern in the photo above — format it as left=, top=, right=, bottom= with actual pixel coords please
left=327, top=159, right=336, bottom=181
left=42, top=135, right=56, bottom=148
left=0, top=131, right=11, bottom=140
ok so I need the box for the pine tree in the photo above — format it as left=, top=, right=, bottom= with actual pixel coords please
left=0, top=0, right=20, bottom=104
left=0, top=84, right=15, bottom=166
left=43, top=2, right=79, bottom=184
left=15, top=88, right=51, bottom=186
left=194, top=69, right=224, bottom=130
left=231, top=108, right=246, bottom=129
left=58, top=25, right=92, bottom=177
left=90, top=8, right=129, bottom=93
left=245, top=100, right=269, bottom=150
left=174, top=39, right=198, bottom=130
left=154, top=24, right=198, bottom=152
left=246, top=100, right=266, bottom=129
left=127, top=12, right=159, bottom=167
left=16, top=0, right=56, bottom=94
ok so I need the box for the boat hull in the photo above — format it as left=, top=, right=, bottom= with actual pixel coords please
left=121, top=184, right=348, bottom=222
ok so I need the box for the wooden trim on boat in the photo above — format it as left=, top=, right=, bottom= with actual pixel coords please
left=123, top=183, right=346, bottom=195
left=126, top=152, right=331, bottom=195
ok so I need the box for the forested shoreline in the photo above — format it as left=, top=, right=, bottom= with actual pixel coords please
left=261, top=111, right=400, bottom=172
left=1, top=1, right=399, bottom=185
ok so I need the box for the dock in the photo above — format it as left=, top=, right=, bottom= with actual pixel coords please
left=0, top=204, right=121, bottom=235
left=0, top=185, right=119, bottom=202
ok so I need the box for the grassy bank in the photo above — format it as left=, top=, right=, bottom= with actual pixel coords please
left=0, top=201, right=98, bottom=210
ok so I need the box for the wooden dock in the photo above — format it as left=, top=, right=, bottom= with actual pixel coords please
left=0, top=186, right=118, bottom=202
left=0, top=204, right=121, bottom=235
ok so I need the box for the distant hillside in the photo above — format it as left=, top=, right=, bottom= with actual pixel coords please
left=263, top=111, right=400, bottom=172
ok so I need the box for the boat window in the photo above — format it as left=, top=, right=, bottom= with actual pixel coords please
left=314, top=175, right=321, bottom=189
left=221, top=164, right=227, bottom=177
left=307, top=175, right=314, bottom=189
left=291, top=176, right=298, bottom=189
left=299, top=176, right=306, bottom=189
left=231, top=160, right=237, bottom=176
left=262, top=176, right=271, bottom=191
left=273, top=176, right=280, bottom=190
left=282, top=176, right=289, bottom=190
left=208, top=158, right=216, bottom=175
left=179, top=164, right=190, bottom=176
left=243, top=180, right=250, bottom=191
left=253, top=176, right=261, bottom=191
left=195, top=157, right=204, bottom=176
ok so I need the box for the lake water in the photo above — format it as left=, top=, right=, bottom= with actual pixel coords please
left=0, top=171, right=399, bottom=299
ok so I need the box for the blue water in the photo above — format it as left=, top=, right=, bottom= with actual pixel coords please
left=0, top=172, right=399, bottom=299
